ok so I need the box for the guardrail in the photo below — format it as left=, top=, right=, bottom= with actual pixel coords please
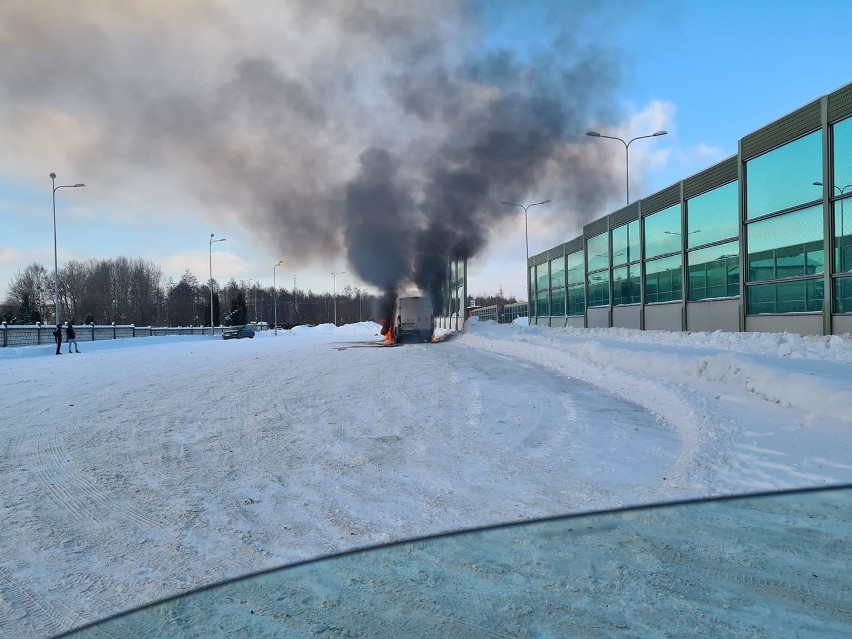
left=0, top=322, right=268, bottom=348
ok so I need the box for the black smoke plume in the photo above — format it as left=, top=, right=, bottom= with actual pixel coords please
left=0, top=2, right=627, bottom=309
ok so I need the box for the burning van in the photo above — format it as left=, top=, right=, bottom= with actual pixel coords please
left=390, top=296, right=434, bottom=343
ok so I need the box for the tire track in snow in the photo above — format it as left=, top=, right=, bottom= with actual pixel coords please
left=458, top=331, right=737, bottom=496
left=0, top=565, right=81, bottom=639
left=35, top=428, right=163, bottom=528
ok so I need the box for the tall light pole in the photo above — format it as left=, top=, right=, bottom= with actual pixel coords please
left=209, top=234, right=226, bottom=335
left=273, top=259, right=283, bottom=335
left=586, top=130, right=667, bottom=204
left=500, top=200, right=550, bottom=302
left=50, top=173, right=85, bottom=325
left=332, top=271, right=346, bottom=326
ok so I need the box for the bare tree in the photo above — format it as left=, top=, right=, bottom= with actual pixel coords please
left=4, top=263, right=51, bottom=323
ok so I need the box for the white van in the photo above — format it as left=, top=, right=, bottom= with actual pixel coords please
left=394, top=296, right=434, bottom=343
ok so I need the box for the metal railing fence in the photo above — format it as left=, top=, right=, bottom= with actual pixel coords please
left=0, top=322, right=268, bottom=348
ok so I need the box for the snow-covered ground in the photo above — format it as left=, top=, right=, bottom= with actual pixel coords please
left=1, top=320, right=851, bottom=638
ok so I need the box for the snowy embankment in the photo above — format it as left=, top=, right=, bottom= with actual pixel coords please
left=463, top=319, right=852, bottom=424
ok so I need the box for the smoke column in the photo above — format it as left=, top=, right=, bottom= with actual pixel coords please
left=0, top=0, right=628, bottom=307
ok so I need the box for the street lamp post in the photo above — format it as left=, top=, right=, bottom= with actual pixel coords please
left=50, top=173, right=85, bottom=325
left=332, top=271, right=346, bottom=326
left=500, top=200, right=550, bottom=303
left=273, top=260, right=283, bottom=335
left=209, top=234, right=226, bottom=336
left=586, top=130, right=667, bottom=205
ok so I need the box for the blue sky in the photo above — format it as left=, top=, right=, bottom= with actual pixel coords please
left=2, top=0, right=851, bottom=303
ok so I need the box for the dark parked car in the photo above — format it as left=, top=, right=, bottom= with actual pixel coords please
left=222, top=325, right=255, bottom=340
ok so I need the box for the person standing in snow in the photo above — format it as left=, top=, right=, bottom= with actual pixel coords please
left=66, top=323, right=80, bottom=353
left=53, top=323, right=62, bottom=355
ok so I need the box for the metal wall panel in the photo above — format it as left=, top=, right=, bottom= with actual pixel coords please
left=565, top=316, right=585, bottom=328
left=686, top=299, right=740, bottom=333
left=683, top=156, right=738, bottom=200
left=587, top=307, right=610, bottom=328
left=531, top=252, right=549, bottom=267
left=833, top=315, right=852, bottom=335
left=564, top=237, right=583, bottom=254
left=644, top=302, right=683, bottom=332
left=641, top=184, right=681, bottom=216
left=745, top=314, right=823, bottom=336
left=741, top=99, right=822, bottom=161
left=828, top=82, right=852, bottom=123
left=547, top=243, right=568, bottom=261
left=612, top=305, right=641, bottom=329
left=583, top=217, right=608, bottom=237
left=608, top=202, right=640, bottom=228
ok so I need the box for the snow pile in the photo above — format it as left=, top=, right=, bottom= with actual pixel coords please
left=462, top=322, right=852, bottom=423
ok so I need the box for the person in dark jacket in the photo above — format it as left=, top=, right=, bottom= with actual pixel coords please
left=66, top=323, right=80, bottom=353
left=53, top=323, right=62, bottom=355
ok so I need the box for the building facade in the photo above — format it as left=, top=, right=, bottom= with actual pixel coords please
left=528, top=82, right=852, bottom=336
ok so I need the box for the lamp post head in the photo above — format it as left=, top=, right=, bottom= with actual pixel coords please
left=275, top=260, right=283, bottom=267
left=813, top=181, right=823, bottom=187
left=50, top=172, right=57, bottom=179
left=586, top=131, right=601, bottom=137
left=652, top=130, right=667, bottom=137
left=73, top=183, right=85, bottom=188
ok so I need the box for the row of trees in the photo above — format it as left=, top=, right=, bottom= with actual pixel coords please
left=0, top=257, right=397, bottom=328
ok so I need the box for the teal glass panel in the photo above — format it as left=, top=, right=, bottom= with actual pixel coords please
left=645, top=254, right=682, bottom=303
left=537, top=264, right=549, bottom=291
left=746, top=279, right=823, bottom=314
left=549, top=256, right=565, bottom=316
left=612, top=264, right=641, bottom=305
left=644, top=204, right=681, bottom=259
left=536, top=288, right=549, bottom=316
left=745, top=130, right=822, bottom=220
left=529, top=266, right=535, bottom=292
left=835, top=275, right=852, bottom=313
left=612, top=222, right=639, bottom=265
left=587, top=271, right=609, bottom=307
left=832, top=116, right=852, bottom=192
left=612, top=266, right=627, bottom=305
left=687, top=241, right=740, bottom=301
left=550, top=257, right=565, bottom=288
left=611, top=224, right=627, bottom=266
left=836, top=199, right=852, bottom=273
left=626, top=220, right=640, bottom=263
left=587, top=233, right=608, bottom=272
left=566, top=251, right=584, bottom=285
left=550, top=285, right=566, bottom=315
left=567, top=281, right=585, bottom=316
left=746, top=205, right=824, bottom=282
left=686, top=181, right=738, bottom=249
